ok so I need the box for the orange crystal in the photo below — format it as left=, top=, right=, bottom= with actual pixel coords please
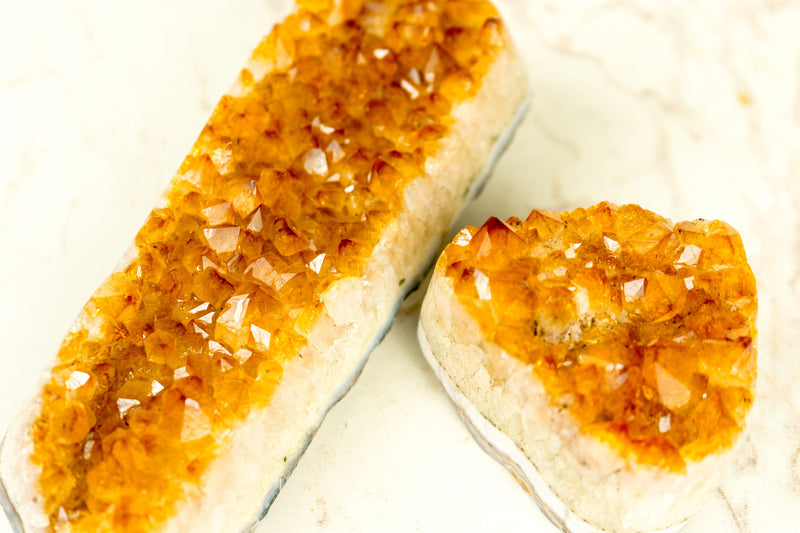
left=31, top=1, right=509, bottom=530
left=442, top=203, right=757, bottom=471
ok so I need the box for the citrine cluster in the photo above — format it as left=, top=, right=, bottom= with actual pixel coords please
left=31, top=1, right=507, bottom=530
left=443, top=203, right=757, bottom=471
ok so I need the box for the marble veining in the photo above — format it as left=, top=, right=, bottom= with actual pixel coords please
left=1, top=1, right=798, bottom=532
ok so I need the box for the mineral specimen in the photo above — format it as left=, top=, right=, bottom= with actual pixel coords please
left=27, top=0, right=511, bottom=530
left=441, top=203, right=757, bottom=470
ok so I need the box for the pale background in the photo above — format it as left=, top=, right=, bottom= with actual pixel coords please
left=1, top=1, right=799, bottom=531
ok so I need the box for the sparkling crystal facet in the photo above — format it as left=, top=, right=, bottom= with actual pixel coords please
left=303, top=148, right=329, bottom=176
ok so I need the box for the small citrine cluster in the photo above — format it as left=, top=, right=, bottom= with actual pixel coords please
left=31, top=1, right=507, bottom=530
left=443, top=203, right=757, bottom=471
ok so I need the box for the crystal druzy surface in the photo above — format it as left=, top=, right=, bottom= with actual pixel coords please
left=30, top=1, right=507, bottom=530
left=442, top=203, right=757, bottom=471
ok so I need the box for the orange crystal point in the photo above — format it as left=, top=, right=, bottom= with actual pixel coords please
left=30, top=0, right=510, bottom=530
left=442, top=202, right=757, bottom=471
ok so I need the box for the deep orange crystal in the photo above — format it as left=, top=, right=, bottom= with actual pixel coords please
left=31, top=1, right=508, bottom=530
left=442, top=203, right=757, bottom=471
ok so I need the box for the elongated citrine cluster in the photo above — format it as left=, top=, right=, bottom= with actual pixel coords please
left=443, top=203, right=757, bottom=471
left=31, top=1, right=507, bottom=530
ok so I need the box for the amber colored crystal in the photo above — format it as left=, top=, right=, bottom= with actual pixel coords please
left=442, top=203, right=757, bottom=471
left=30, top=1, right=508, bottom=530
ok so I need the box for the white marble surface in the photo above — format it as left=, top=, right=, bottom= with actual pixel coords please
left=1, top=1, right=798, bottom=531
